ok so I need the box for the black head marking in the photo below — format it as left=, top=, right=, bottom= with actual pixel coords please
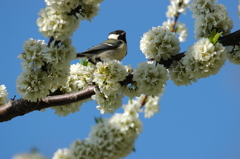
left=109, top=30, right=127, bottom=44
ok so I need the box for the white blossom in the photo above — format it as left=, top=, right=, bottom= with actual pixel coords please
left=166, top=2, right=179, bottom=18
left=18, top=38, right=47, bottom=70
left=37, top=7, right=80, bottom=41
left=125, top=94, right=161, bottom=118
left=109, top=113, right=142, bottom=135
left=226, top=45, right=240, bottom=65
left=162, top=19, right=188, bottom=42
left=166, top=0, right=190, bottom=18
left=88, top=113, right=142, bottom=158
left=16, top=70, right=52, bottom=102
left=50, top=101, right=83, bottom=117
left=123, top=99, right=142, bottom=118
left=140, top=95, right=160, bottom=118
left=140, top=26, right=180, bottom=61
left=120, top=84, right=141, bottom=98
left=68, top=139, right=99, bottom=159
left=191, top=1, right=233, bottom=39
left=52, top=148, right=71, bottom=159
left=47, top=64, right=70, bottom=90
left=190, top=0, right=216, bottom=16
left=133, top=61, right=168, bottom=96
left=0, top=85, right=8, bottom=105
left=93, top=60, right=127, bottom=96
left=12, top=153, right=46, bottom=159
left=44, top=39, right=76, bottom=69
left=45, top=0, right=79, bottom=13
left=80, top=3, right=100, bottom=22
left=144, top=102, right=159, bottom=118
left=45, top=39, right=76, bottom=89
left=17, top=38, right=76, bottom=101
left=169, top=60, right=197, bottom=86
left=93, top=89, right=123, bottom=114
left=66, top=63, right=94, bottom=90
left=183, top=38, right=226, bottom=79
left=50, top=64, right=94, bottom=116
left=54, top=106, right=142, bottom=159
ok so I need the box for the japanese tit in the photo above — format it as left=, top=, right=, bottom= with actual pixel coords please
left=76, top=30, right=127, bottom=64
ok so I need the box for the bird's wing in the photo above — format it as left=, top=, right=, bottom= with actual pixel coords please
left=79, top=39, right=123, bottom=55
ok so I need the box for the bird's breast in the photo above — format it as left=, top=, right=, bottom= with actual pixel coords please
left=97, top=43, right=127, bottom=61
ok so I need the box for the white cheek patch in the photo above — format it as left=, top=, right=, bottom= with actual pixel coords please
left=108, top=34, right=119, bottom=40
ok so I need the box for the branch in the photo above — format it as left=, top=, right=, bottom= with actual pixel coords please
left=0, top=86, right=96, bottom=122
left=67, top=5, right=84, bottom=19
left=219, top=29, right=240, bottom=46
left=0, top=30, right=239, bottom=122
left=160, top=29, right=240, bottom=68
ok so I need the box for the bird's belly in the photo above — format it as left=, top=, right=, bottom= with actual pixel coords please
left=99, top=51, right=124, bottom=61
left=97, top=44, right=127, bottom=61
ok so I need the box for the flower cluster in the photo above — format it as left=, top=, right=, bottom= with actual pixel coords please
left=133, top=61, right=168, bottom=96
left=18, top=38, right=47, bottom=70
left=91, top=60, right=128, bottom=114
left=17, top=38, right=75, bottom=102
left=38, top=0, right=103, bottom=41
left=124, top=94, right=161, bottom=118
left=61, top=63, right=94, bottom=92
left=0, top=85, right=8, bottom=105
left=169, top=60, right=197, bottom=86
left=190, top=0, right=233, bottom=39
left=166, top=0, right=190, bottom=18
left=190, top=0, right=216, bottom=15
left=16, top=70, right=52, bottom=101
left=45, top=0, right=79, bottom=13
left=52, top=148, right=71, bottom=159
left=162, top=20, right=188, bottom=42
left=169, top=38, right=226, bottom=86
left=183, top=38, right=226, bottom=78
left=140, top=26, right=180, bottom=61
left=80, top=2, right=101, bottom=21
left=50, top=63, right=94, bottom=116
left=120, top=84, right=140, bottom=98
left=92, top=89, right=123, bottom=114
left=12, top=152, right=46, bottom=159
left=93, top=60, right=127, bottom=95
left=37, top=7, right=80, bottom=41
left=46, top=39, right=76, bottom=88
left=138, top=95, right=161, bottom=118
left=52, top=102, right=142, bottom=159
left=226, top=45, right=240, bottom=65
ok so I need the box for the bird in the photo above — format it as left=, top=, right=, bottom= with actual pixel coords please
left=76, top=30, right=127, bottom=64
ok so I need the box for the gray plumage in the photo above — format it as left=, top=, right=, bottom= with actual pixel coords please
left=76, top=30, right=127, bottom=64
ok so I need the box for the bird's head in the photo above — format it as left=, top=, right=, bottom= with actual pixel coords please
left=108, top=30, right=127, bottom=44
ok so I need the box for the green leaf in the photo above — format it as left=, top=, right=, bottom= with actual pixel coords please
left=212, top=32, right=222, bottom=44
left=132, top=147, right=136, bottom=152
left=208, top=29, right=223, bottom=44
left=94, top=117, right=103, bottom=124
left=94, top=117, right=98, bottom=123
left=129, top=97, right=133, bottom=104
left=79, top=58, right=89, bottom=66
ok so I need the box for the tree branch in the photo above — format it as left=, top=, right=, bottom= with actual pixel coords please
left=219, top=29, right=240, bottom=46
left=0, top=29, right=239, bottom=122
left=160, top=29, right=240, bottom=68
left=0, top=86, right=96, bottom=122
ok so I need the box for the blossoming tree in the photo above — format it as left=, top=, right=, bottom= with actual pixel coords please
left=1, top=0, right=240, bottom=158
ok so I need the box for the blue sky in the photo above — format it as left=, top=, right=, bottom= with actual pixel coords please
left=0, top=0, right=240, bottom=159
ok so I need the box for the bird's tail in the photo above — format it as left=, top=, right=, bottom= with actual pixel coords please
left=76, top=52, right=86, bottom=58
